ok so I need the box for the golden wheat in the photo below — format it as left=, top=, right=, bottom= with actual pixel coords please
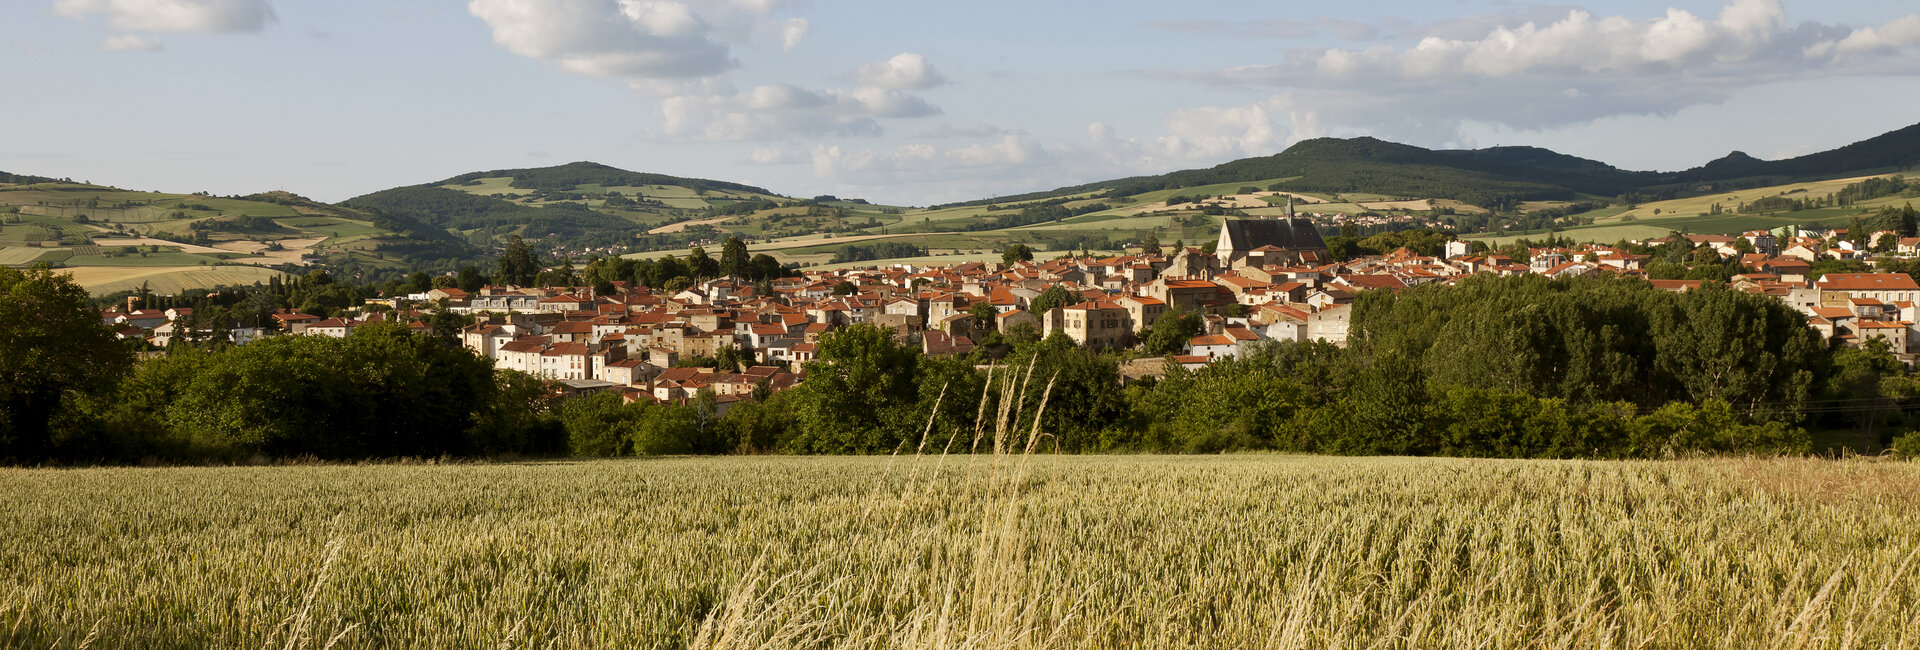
left=1, top=453, right=1918, bottom=648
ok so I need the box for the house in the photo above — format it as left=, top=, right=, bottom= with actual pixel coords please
left=922, top=330, right=976, bottom=358
left=1115, top=295, right=1166, bottom=333
left=305, top=318, right=353, bottom=338
left=1047, top=300, right=1130, bottom=348
left=1817, top=273, right=1920, bottom=305
left=461, top=323, right=516, bottom=359
left=599, top=358, right=654, bottom=387
left=1187, top=334, right=1238, bottom=360
left=1307, top=304, right=1351, bottom=347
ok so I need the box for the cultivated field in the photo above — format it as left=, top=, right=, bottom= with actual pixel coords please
left=3, top=455, right=1918, bottom=648
left=60, top=265, right=286, bottom=295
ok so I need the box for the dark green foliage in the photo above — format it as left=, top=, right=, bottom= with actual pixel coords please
left=158, top=323, right=499, bottom=458
left=1142, top=308, right=1201, bottom=355
left=830, top=242, right=925, bottom=264
left=782, top=324, right=923, bottom=453
left=1001, top=244, right=1034, bottom=265
left=556, top=391, right=718, bottom=457
left=344, top=186, right=630, bottom=240
left=496, top=235, right=539, bottom=286
left=0, top=266, right=134, bottom=462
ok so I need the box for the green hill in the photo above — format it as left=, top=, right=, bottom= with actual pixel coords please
left=940, top=122, right=1920, bottom=211
left=440, top=161, right=773, bottom=196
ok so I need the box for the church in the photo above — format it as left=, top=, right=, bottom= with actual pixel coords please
left=1215, top=199, right=1329, bottom=270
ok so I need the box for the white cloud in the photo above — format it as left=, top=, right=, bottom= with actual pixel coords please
left=99, top=34, right=163, bottom=51
left=1151, top=1, right=1920, bottom=147
left=780, top=17, right=808, bottom=51
left=655, top=83, right=941, bottom=141
left=804, top=103, right=1289, bottom=204
left=849, top=52, right=949, bottom=91
left=53, top=0, right=275, bottom=34
left=466, top=0, right=740, bottom=80
left=750, top=146, right=808, bottom=164
left=916, top=123, right=1010, bottom=139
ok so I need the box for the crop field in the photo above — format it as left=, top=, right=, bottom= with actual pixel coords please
left=59, top=265, right=286, bottom=295
left=0, top=246, right=54, bottom=265
left=3, top=455, right=1918, bottom=649
left=1606, top=175, right=1889, bottom=224
left=278, top=217, right=381, bottom=238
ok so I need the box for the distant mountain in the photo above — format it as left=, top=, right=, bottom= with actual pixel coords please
left=1674, top=122, right=1920, bottom=183
left=954, top=121, right=1920, bottom=208
left=438, top=161, right=773, bottom=196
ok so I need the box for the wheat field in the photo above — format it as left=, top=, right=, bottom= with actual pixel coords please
left=4, top=453, right=1920, bottom=649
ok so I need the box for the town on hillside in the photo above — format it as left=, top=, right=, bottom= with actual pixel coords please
left=94, top=215, right=1920, bottom=413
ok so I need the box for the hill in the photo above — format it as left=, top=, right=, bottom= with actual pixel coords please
left=951, top=122, right=1920, bottom=211
left=440, top=161, right=772, bottom=196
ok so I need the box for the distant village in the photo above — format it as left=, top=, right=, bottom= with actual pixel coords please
left=93, top=214, right=1920, bottom=413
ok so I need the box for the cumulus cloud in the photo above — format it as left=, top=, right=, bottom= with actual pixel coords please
left=467, top=0, right=740, bottom=79
left=53, top=0, right=275, bottom=34
left=916, top=123, right=1010, bottom=139
left=749, top=146, right=809, bottom=164
left=849, top=53, right=949, bottom=90
left=654, top=83, right=941, bottom=141
left=780, top=17, right=808, bottom=51
left=99, top=34, right=163, bottom=51
left=805, top=103, right=1289, bottom=204
left=1153, top=0, right=1920, bottom=146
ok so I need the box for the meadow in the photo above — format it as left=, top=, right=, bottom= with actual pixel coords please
left=4, top=454, right=1919, bottom=649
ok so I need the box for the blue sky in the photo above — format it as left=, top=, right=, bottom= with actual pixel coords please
left=4, top=0, right=1919, bottom=206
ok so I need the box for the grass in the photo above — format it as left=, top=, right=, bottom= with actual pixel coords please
left=278, top=217, right=381, bottom=238
left=4, top=451, right=1920, bottom=648
left=1606, top=175, right=1890, bottom=224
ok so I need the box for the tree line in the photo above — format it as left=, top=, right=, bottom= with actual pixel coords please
left=7, top=268, right=1915, bottom=464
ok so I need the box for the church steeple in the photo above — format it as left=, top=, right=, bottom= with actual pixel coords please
left=1286, top=196, right=1295, bottom=219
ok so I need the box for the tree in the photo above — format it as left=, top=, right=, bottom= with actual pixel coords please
left=496, top=235, right=538, bottom=287
left=1143, top=308, right=1203, bottom=356
left=783, top=324, right=922, bottom=453
left=0, top=266, right=134, bottom=461
left=688, top=247, right=719, bottom=280
left=832, top=280, right=858, bottom=296
left=969, top=302, right=1000, bottom=332
left=164, top=323, right=497, bottom=459
left=457, top=265, right=485, bottom=292
left=1028, top=285, right=1075, bottom=315
left=748, top=254, right=783, bottom=282
left=714, top=343, right=744, bottom=372
left=720, top=235, right=750, bottom=280
left=1140, top=230, right=1161, bottom=255
left=1002, top=244, right=1034, bottom=266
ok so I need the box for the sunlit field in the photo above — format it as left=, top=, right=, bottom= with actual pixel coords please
left=4, top=454, right=1919, bottom=649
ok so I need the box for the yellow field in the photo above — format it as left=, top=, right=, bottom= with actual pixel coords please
left=0, top=246, right=54, bottom=265
left=1607, top=175, right=1890, bottom=223
left=1468, top=224, right=1678, bottom=246
left=60, top=265, right=287, bottom=295
left=2, top=455, right=1917, bottom=648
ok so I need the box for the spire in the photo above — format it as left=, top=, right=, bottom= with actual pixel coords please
left=1286, top=196, right=1295, bottom=219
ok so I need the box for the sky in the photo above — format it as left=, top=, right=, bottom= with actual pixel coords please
left=3, top=0, right=1920, bottom=206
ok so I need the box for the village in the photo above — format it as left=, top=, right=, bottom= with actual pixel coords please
left=90, top=212, right=1920, bottom=413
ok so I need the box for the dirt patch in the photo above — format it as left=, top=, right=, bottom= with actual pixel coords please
left=1359, top=200, right=1433, bottom=211
left=649, top=216, right=736, bottom=235
left=91, top=237, right=231, bottom=255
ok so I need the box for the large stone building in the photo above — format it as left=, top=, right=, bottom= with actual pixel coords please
left=1215, top=207, right=1329, bottom=270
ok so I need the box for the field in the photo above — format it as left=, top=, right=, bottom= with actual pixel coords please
left=4, top=455, right=1919, bottom=648
left=59, top=265, right=287, bottom=295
